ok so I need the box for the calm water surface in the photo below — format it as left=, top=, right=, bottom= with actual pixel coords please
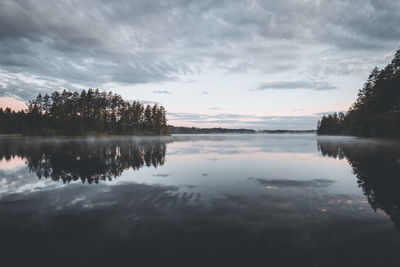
left=0, top=134, right=399, bottom=266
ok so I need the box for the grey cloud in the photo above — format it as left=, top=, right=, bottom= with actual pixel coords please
left=0, top=71, right=74, bottom=100
left=168, top=112, right=205, bottom=121
left=314, top=0, right=400, bottom=50
left=305, top=50, right=387, bottom=78
left=189, top=119, right=243, bottom=124
left=153, top=90, right=172, bottom=94
left=169, top=112, right=257, bottom=121
left=138, top=99, right=161, bottom=105
left=0, top=0, right=399, bottom=100
left=256, top=81, right=337, bottom=91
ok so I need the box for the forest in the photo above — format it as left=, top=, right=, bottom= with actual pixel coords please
left=0, top=89, right=168, bottom=136
left=317, top=49, right=400, bottom=138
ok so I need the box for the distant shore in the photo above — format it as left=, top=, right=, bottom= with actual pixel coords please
left=168, top=126, right=315, bottom=134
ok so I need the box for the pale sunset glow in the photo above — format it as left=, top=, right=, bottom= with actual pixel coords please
left=0, top=156, right=26, bottom=170
left=0, top=97, right=27, bottom=111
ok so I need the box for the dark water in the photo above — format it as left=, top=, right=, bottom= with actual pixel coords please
left=1, top=134, right=400, bottom=266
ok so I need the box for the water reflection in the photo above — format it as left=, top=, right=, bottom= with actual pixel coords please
left=318, top=137, right=400, bottom=231
left=0, top=135, right=400, bottom=266
left=0, top=137, right=166, bottom=184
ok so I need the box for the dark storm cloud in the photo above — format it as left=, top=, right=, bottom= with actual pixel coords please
left=0, top=0, right=399, bottom=100
left=256, top=80, right=338, bottom=91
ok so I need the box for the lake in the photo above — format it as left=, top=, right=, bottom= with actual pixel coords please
left=1, top=134, right=400, bottom=266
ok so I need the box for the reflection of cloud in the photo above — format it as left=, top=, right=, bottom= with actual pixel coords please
left=1, top=172, right=397, bottom=266
left=265, top=186, right=278, bottom=189
left=207, top=158, right=223, bottom=161
left=0, top=156, right=26, bottom=170
left=153, top=174, right=170, bottom=177
left=0, top=167, right=65, bottom=195
left=250, top=177, right=335, bottom=188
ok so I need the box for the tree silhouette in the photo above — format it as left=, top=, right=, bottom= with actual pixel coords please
left=317, top=48, right=400, bottom=138
left=0, top=89, right=169, bottom=136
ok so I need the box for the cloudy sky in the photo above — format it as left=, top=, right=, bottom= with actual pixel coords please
left=0, top=0, right=399, bottom=129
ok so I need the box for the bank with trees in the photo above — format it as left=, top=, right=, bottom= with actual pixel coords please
left=0, top=89, right=168, bottom=136
left=317, top=49, right=400, bottom=138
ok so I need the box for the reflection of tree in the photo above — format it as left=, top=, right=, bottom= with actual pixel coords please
left=318, top=139, right=400, bottom=231
left=0, top=138, right=167, bottom=184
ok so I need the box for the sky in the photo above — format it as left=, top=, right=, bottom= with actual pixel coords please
left=0, top=0, right=399, bottom=130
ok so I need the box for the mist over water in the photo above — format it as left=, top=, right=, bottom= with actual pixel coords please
left=1, top=134, right=400, bottom=266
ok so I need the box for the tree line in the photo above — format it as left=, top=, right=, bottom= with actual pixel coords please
left=0, top=89, right=168, bottom=136
left=317, top=49, right=400, bottom=138
left=168, top=126, right=256, bottom=134
left=167, top=126, right=315, bottom=134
